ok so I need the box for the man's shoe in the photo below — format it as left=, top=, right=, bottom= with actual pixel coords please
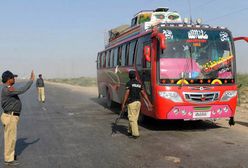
left=4, top=160, right=19, bottom=166
left=132, top=135, right=139, bottom=139
left=14, top=154, right=17, bottom=160
left=129, top=135, right=139, bottom=139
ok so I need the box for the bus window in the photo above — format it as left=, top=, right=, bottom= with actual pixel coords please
left=131, top=17, right=138, bottom=27
left=97, top=53, right=100, bottom=69
left=126, top=43, right=130, bottom=66
left=129, top=40, right=137, bottom=66
left=136, top=41, right=142, bottom=66
left=108, top=50, right=112, bottom=67
left=110, top=49, right=114, bottom=67
left=136, top=35, right=151, bottom=66
left=113, top=48, right=118, bottom=67
left=106, top=50, right=110, bottom=68
left=143, top=44, right=151, bottom=68
left=138, top=13, right=152, bottom=24
left=136, top=36, right=152, bottom=98
left=121, top=44, right=126, bottom=66
left=117, top=46, right=122, bottom=66
left=100, top=53, right=103, bottom=68
left=102, top=52, right=106, bottom=68
left=141, top=43, right=152, bottom=97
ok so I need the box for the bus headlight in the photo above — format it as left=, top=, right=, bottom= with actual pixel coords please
left=220, top=91, right=237, bottom=102
left=223, top=107, right=228, bottom=113
left=181, top=110, right=187, bottom=115
left=158, top=91, right=183, bottom=102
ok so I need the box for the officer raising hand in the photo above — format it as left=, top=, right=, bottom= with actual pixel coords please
left=121, top=70, right=153, bottom=139
left=1, top=70, right=35, bottom=166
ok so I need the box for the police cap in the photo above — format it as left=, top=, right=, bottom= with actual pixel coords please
left=129, top=70, right=136, bottom=79
left=2, top=70, right=18, bottom=83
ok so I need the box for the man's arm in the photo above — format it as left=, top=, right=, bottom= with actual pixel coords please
left=6, top=70, right=35, bottom=96
left=121, top=89, right=130, bottom=112
left=6, top=80, right=33, bottom=96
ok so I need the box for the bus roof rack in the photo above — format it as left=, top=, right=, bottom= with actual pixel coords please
left=154, top=7, right=169, bottom=12
left=134, top=10, right=153, bottom=17
left=108, top=24, right=130, bottom=41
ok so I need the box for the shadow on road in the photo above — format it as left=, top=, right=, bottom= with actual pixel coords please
left=15, top=138, right=40, bottom=156
left=139, top=119, right=225, bottom=132
left=91, top=97, right=121, bottom=114
left=111, top=123, right=129, bottom=136
left=236, top=121, right=248, bottom=127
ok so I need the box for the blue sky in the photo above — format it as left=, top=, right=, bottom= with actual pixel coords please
left=0, top=0, right=247, bottom=78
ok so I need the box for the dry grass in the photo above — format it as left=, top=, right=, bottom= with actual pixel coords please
left=47, top=77, right=96, bottom=87
left=237, top=74, right=248, bottom=106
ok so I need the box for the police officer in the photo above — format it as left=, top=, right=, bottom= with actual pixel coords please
left=121, top=70, right=152, bottom=139
left=36, top=74, right=45, bottom=103
left=1, top=70, right=35, bottom=165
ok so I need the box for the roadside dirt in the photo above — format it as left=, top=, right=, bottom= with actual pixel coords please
left=234, top=87, right=248, bottom=131
left=45, top=81, right=98, bottom=96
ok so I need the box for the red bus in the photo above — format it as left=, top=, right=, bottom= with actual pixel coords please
left=97, top=8, right=248, bottom=121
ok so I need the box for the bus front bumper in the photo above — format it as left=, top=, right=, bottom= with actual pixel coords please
left=167, top=105, right=233, bottom=120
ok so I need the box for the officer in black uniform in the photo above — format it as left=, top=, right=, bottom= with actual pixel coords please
left=122, top=70, right=152, bottom=138
left=36, top=74, right=45, bottom=103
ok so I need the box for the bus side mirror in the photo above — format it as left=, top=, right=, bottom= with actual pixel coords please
left=144, top=46, right=151, bottom=62
left=151, top=28, right=167, bottom=50
left=233, top=37, right=248, bottom=43
left=157, top=33, right=167, bottom=50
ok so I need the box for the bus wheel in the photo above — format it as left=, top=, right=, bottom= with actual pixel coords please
left=106, top=90, right=114, bottom=108
left=98, top=93, right=103, bottom=98
left=138, top=113, right=148, bottom=124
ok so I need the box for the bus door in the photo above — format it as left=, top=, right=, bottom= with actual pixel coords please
left=115, top=45, right=126, bottom=103
left=136, top=37, right=153, bottom=101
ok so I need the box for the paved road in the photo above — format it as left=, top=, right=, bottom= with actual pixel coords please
left=0, top=82, right=248, bottom=168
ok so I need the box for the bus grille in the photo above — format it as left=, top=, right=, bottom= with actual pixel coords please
left=183, top=92, right=219, bottom=103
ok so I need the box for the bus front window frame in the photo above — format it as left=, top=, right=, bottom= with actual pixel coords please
left=157, top=28, right=236, bottom=85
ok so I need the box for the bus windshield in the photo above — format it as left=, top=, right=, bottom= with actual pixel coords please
left=159, top=28, right=234, bottom=84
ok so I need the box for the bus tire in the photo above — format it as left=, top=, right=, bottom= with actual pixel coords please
left=138, top=113, right=148, bottom=124
left=98, top=93, right=103, bottom=98
left=106, top=89, right=114, bottom=108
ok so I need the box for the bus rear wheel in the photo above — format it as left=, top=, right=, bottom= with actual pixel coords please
left=138, top=112, right=149, bottom=124
left=106, top=90, right=114, bottom=108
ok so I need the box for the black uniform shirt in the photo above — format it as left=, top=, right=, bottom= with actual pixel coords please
left=36, top=78, right=44, bottom=87
left=125, top=79, right=143, bottom=104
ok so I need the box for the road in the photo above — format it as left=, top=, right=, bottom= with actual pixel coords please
left=0, top=82, right=248, bottom=168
